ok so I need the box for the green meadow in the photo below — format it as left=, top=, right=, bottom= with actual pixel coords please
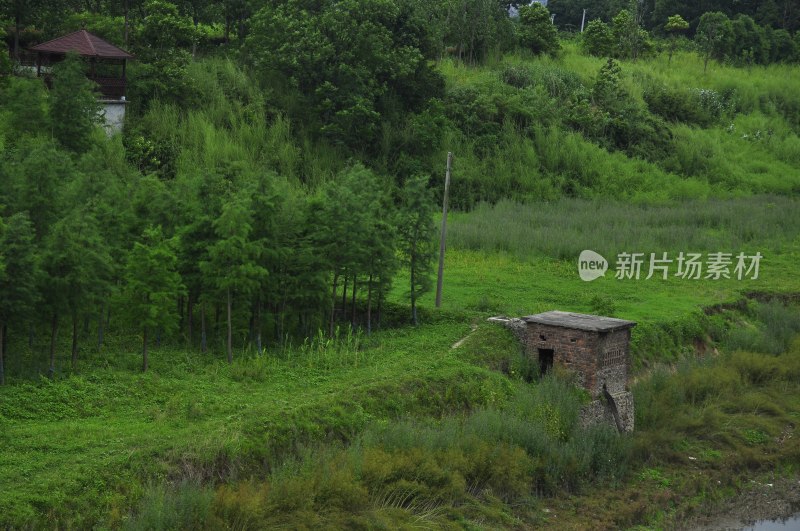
left=2, top=197, right=800, bottom=527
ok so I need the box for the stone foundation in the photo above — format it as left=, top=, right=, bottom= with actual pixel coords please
left=579, top=391, right=634, bottom=433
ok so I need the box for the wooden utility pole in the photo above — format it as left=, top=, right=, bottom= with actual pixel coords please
left=435, top=152, right=452, bottom=308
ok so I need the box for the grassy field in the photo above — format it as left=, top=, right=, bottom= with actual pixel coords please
left=0, top=322, right=514, bottom=527
left=2, top=201, right=799, bottom=527
left=3, top=299, right=797, bottom=528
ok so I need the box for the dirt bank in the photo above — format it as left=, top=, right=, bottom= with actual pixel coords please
left=678, top=476, right=800, bottom=530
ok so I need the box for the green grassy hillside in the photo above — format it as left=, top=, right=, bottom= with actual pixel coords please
left=2, top=25, right=800, bottom=530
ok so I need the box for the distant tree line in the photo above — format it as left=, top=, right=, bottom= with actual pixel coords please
left=581, top=2, right=800, bottom=66
left=549, top=0, right=800, bottom=35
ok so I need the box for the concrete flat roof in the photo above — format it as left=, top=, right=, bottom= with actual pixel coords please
left=522, top=311, right=636, bottom=332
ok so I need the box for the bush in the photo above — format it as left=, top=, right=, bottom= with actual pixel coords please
left=125, top=482, right=213, bottom=531
left=682, top=364, right=740, bottom=405
left=728, top=351, right=782, bottom=385
left=500, top=64, right=533, bottom=88
left=725, top=300, right=800, bottom=354
left=643, top=84, right=731, bottom=127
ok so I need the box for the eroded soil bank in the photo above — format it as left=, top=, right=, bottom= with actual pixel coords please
left=679, top=476, right=800, bottom=530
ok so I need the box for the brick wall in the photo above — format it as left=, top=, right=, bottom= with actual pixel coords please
left=524, top=324, right=630, bottom=398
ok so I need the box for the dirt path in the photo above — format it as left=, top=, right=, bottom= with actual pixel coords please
left=451, top=324, right=478, bottom=349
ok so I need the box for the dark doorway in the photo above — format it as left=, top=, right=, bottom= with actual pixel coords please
left=538, top=348, right=554, bottom=375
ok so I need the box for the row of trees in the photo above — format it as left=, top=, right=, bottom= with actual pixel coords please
left=548, top=0, right=800, bottom=34
left=694, top=10, right=799, bottom=68
left=0, top=57, right=439, bottom=382
left=582, top=4, right=800, bottom=65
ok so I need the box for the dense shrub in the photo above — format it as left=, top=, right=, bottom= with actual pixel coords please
left=643, top=84, right=733, bottom=127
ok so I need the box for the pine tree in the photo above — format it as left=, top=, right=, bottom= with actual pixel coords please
left=200, top=193, right=267, bottom=363
left=41, top=210, right=111, bottom=374
left=398, top=174, right=436, bottom=326
left=124, top=226, right=185, bottom=371
left=0, top=213, right=39, bottom=385
left=50, top=53, right=102, bottom=154
left=310, top=169, right=368, bottom=335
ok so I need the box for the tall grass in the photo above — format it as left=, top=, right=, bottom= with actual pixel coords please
left=447, top=195, right=800, bottom=260
left=439, top=45, right=800, bottom=208
left=725, top=299, right=800, bottom=354
left=125, top=376, right=632, bottom=528
left=123, top=482, right=213, bottom=531
left=133, top=58, right=346, bottom=187
left=559, top=41, right=800, bottom=130
left=633, top=318, right=800, bottom=470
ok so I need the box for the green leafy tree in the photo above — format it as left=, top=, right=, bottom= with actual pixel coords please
left=362, top=181, right=398, bottom=334
left=59, top=11, right=127, bottom=46
left=327, top=166, right=397, bottom=332
left=4, top=78, right=49, bottom=138
left=0, top=0, right=44, bottom=60
left=221, top=0, right=251, bottom=43
left=696, top=11, right=733, bottom=73
left=611, top=7, right=651, bottom=60
left=131, top=0, right=198, bottom=107
left=664, top=14, right=688, bottom=63
left=124, top=226, right=185, bottom=371
left=0, top=214, right=39, bottom=385
left=589, top=58, right=670, bottom=160
left=766, top=27, right=797, bottom=63
left=50, top=53, right=102, bottom=154
left=518, top=3, right=560, bottom=56
left=443, top=0, right=515, bottom=63
left=10, top=141, right=73, bottom=243
left=582, top=19, right=614, bottom=57
left=0, top=38, right=10, bottom=79
left=201, top=193, right=267, bottom=363
left=139, top=0, right=196, bottom=52
left=730, top=15, right=769, bottom=65
left=310, top=168, right=371, bottom=335
left=591, top=58, right=625, bottom=108
left=254, top=181, right=327, bottom=344
left=173, top=165, right=228, bottom=351
left=176, top=0, right=213, bottom=56
left=247, top=0, right=443, bottom=152
left=72, top=142, right=140, bottom=349
left=398, top=174, right=436, bottom=326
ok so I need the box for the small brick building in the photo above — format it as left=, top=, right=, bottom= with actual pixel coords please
left=492, top=311, right=637, bottom=432
left=521, top=311, right=635, bottom=399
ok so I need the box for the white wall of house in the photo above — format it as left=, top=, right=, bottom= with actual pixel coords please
left=100, top=100, right=126, bottom=135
